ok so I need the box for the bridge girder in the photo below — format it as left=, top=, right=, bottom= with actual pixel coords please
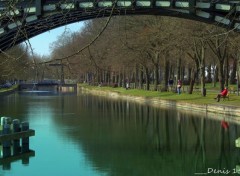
left=0, top=0, right=239, bottom=52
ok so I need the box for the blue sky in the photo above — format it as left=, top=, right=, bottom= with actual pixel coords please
left=29, top=22, right=84, bottom=56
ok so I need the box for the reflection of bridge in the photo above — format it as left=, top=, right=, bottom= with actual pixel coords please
left=0, top=0, right=239, bottom=51
left=19, top=82, right=77, bottom=92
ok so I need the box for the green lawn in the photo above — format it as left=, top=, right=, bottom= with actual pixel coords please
left=79, top=84, right=240, bottom=107
left=1, top=83, right=238, bottom=107
left=0, top=85, right=18, bottom=93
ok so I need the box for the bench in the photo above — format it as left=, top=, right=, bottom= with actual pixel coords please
left=220, top=93, right=229, bottom=101
left=230, top=86, right=236, bottom=94
left=194, top=87, right=200, bottom=93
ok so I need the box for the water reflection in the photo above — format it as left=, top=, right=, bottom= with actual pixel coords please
left=0, top=92, right=240, bottom=175
left=0, top=117, right=35, bottom=171
left=72, top=94, right=240, bottom=175
left=0, top=148, right=35, bottom=170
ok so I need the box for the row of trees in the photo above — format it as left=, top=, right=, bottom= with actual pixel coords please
left=49, top=16, right=240, bottom=95
left=0, top=45, right=33, bottom=84
left=1, top=15, right=240, bottom=95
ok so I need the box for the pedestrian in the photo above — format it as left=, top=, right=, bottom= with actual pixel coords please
left=214, top=87, right=228, bottom=102
left=177, top=80, right=182, bottom=94
left=126, top=79, right=130, bottom=90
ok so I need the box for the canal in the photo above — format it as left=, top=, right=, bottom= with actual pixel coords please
left=0, top=91, right=240, bottom=176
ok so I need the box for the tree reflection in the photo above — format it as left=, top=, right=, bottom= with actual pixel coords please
left=4, top=93, right=239, bottom=176
left=67, top=96, right=239, bottom=175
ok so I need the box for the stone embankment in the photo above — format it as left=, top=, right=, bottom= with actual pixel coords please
left=79, top=86, right=240, bottom=121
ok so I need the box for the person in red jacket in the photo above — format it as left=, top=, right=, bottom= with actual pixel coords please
left=214, top=87, right=228, bottom=102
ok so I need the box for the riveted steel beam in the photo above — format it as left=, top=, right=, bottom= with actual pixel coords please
left=0, top=0, right=240, bottom=52
left=36, top=0, right=43, bottom=16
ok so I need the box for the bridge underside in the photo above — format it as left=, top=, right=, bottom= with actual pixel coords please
left=0, top=0, right=239, bottom=51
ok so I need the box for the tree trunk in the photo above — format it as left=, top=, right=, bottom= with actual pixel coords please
left=213, top=66, right=218, bottom=87
left=193, top=38, right=206, bottom=96
left=103, top=70, right=106, bottom=84
left=200, top=65, right=205, bottom=96
left=163, top=58, right=170, bottom=91
left=208, top=37, right=228, bottom=91
left=200, top=45, right=206, bottom=96
left=181, top=66, right=185, bottom=83
left=177, top=58, right=181, bottom=82
left=207, top=64, right=211, bottom=83
left=189, top=68, right=197, bottom=94
left=224, top=56, right=229, bottom=87
left=230, top=58, right=237, bottom=84
left=218, top=60, right=225, bottom=91
left=187, top=67, right=191, bottom=84
left=139, top=67, right=144, bottom=89
left=145, top=67, right=150, bottom=91
left=135, top=64, right=138, bottom=89
left=153, top=63, right=159, bottom=91
left=169, top=65, right=174, bottom=83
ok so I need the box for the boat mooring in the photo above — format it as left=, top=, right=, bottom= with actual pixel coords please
left=0, top=117, right=35, bottom=170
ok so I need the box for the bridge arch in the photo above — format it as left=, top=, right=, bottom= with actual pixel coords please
left=0, top=0, right=239, bottom=51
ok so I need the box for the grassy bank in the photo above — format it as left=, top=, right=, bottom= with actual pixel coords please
left=79, top=84, right=240, bottom=107
left=0, top=85, right=18, bottom=94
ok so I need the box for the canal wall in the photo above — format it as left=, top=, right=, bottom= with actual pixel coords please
left=79, top=86, right=240, bottom=120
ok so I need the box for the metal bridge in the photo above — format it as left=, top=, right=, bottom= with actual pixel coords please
left=0, top=0, right=239, bottom=51
left=18, top=82, right=77, bottom=93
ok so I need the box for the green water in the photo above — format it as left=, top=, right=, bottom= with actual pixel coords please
left=0, top=91, right=240, bottom=176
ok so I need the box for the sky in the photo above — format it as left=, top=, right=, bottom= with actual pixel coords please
left=28, top=22, right=84, bottom=56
